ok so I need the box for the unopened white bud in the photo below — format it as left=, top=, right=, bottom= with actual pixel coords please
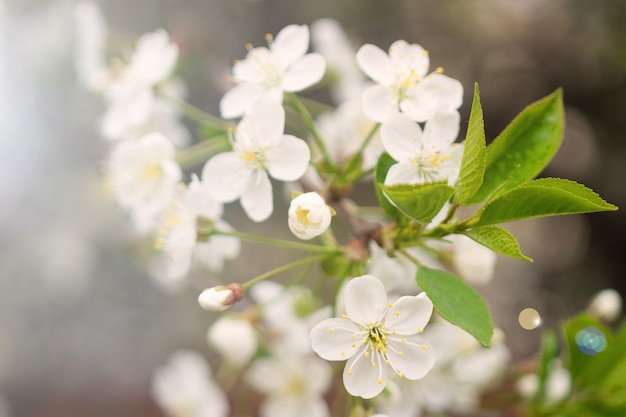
left=588, top=288, right=622, bottom=322
left=288, top=192, right=332, bottom=240
left=198, top=284, right=243, bottom=312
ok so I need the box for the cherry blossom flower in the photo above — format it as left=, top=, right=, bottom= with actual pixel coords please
left=288, top=192, right=331, bottom=240
left=107, top=132, right=181, bottom=233
left=151, top=350, right=229, bottom=417
left=203, top=98, right=310, bottom=222
left=207, top=315, right=258, bottom=366
left=356, top=40, right=463, bottom=122
left=448, top=235, right=497, bottom=284
left=310, top=275, right=435, bottom=399
left=246, top=355, right=332, bottom=417
left=220, top=24, right=326, bottom=119
left=381, top=111, right=463, bottom=186
left=156, top=175, right=240, bottom=281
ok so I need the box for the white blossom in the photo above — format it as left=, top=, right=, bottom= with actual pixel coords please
left=203, top=98, right=310, bottom=222
left=311, top=275, right=435, bottom=399
left=198, top=284, right=243, bottom=312
left=220, top=24, right=326, bottom=119
left=448, top=235, right=497, bottom=285
left=151, top=350, right=229, bottom=417
left=356, top=40, right=463, bottom=123
left=246, top=355, right=332, bottom=417
left=288, top=192, right=331, bottom=240
left=381, top=111, right=463, bottom=186
left=588, top=288, right=622, bottom=322
left=207, top=316, right=258, bottom=367
left=107, top=132, right=181, bottom=233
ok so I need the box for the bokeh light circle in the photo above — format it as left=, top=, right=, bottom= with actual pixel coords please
left=518, top=308, right=542, bottom=330
left=575, top=327, right=607, bottom=356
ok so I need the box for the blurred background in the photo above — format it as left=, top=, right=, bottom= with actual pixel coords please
left=1, top=0, right=625, bottom=416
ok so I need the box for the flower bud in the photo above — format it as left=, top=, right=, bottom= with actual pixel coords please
left=198, top=284, right=243, bottom=312
left=588, top=288, right=622, bottom=322
left=288, top=192, right=332, bottom=240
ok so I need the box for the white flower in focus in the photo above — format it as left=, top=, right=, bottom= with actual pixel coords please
left=310, top=275, right=435, bottom=399
left=311, top=19, right=366, bottom=103
left=203, top=98, right=310, bottom=222
left=151, top=350, right=229, bottom=417
left=288, top=192, right=331, bottom=240
left=101, top=29, right=178, bottom=138
left=198, top=284, right=243, bottom=312
left=356, top=40, right=463, bottom=122
left=74, top=1, right=108, bottom=91
left=381, top=112, right=463, bottom=186
left=107, top=132, right=181, bottom=233
left=207, top=316, right=257, bottom=366
left=588, top=288, right=622, bottom=322
left=220, top=24, right=326, bottom=119
left=246, top=355, right=332, bottom=417
left=449, top=235, right=497, bottom=285
left=157, top=175, right=241, bottom=281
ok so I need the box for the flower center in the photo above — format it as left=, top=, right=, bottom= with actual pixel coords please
left=140, top=162, right=163, bottom=182
left=410, top=149, right=453, bottom=182
left=392, top=69, right=421, bottom=102
left=239, top=147, right=268, bottom=170
left=295, top=207, right=310, bottom=225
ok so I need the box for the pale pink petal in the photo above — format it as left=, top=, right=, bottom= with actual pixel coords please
left=386, top=334, right=435, bottom=380
left=422, top=111, right=461, bottom=148
left=281, top=53, right=326, bottom=92
left=266, top=135, right=310, bottom=181
left=344, top=275, right=388, bottom=326
left=202, top=152, right=250, bottom=202
left=362, top=84, right=399, bottom=123
left=273, top=24, right=310, bottom=67
left=384, top=293, right=433, bottom=334
left=237, top=98, right=285, bottom=147
left=310, top=318, right=362, bottom=360
left=356, top=44, right=394, bottom=85
left=241, top=170, right=273, bottom=222
left=343, top=348, right=388, bottom=399
left=380, top=113, right=422, bottom=162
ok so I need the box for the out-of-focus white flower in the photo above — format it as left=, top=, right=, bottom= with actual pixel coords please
left=517, top=359, right=571, bottom=404
left=74, top=1, right=108, bottom=91
left=207, top=316, right=257, bottom=366
left=588, top=288, right=622, bottom=322
left=448, top=235, right=497, bottom=285
left=381, top=112, right=463, bottom=186
left=311, top=19, right=366, bottom=103
left=157, top=175, right=240, bottom=281
left=356, top=40, right=463, bottom=123
left=203, top=98, right=310, bottom=222
left=220, top=24, right=326, bottom=119
left=198, top=284, right=244, bottom=312
left=107, top=132, right=181, bottom=233
left=311, top=275, right=435, bottom=399
left=246, top=355, right=332, bottom=417
left=101, top=29, right=178, bottom=139
left=151, top=350, right=229, bottom=417
left=288, top=192, right=331, bottom=240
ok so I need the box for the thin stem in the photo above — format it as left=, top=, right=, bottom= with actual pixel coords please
left=398, top=248, right=422, bottom=267
left=241, top=254, right=328, bottom=290
left=160, top=94, right=232, bottom=129
left=212, top=229, right=341, bottom=254
left=174, top=137, right=230, bottom=169
left=284, top=93, right=337, bottom=171
left=358, top=122, right=380, bottom=156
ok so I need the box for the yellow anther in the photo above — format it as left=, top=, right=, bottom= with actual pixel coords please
left=348, top=370, right=353, bottom=375
left=436, top=66, right=444, bottom=73
left=377, top=378, right=383, bottom=384
left=423, top=50, right=429, bottom=56
left=398, top=372, right=404, bottom=378
left=385, top=359, right=391, bottom=364
left=295, top=207, right=310, bottom=225
left=418, top=327, right=424, bottom=333
left=327, top=328, right=334, bottom=333
left=421, top=344, right=428, bottom=350
left=388, top=303, right=393, bottom=308
left=392, top=331, right=397, bottom=335
left=340, top=352, right=346, bottom=356
left=398, top=351, right=404, bottom=356
left=401, top=338, right=407, bottom=344
left=351, top=343, right=356, bottom=348
left=352, top=334, right=357, bottom=339
left=364, top=352, right=370, bottom=357
left=245, top=43, right=253, bottom=50
left=265, top=33, right=273, bottom=42
left=371, top=361, right=376, bottom=367
left=341, top=314, right=348, bottom=319
left=394, top=311, right=400, bottom=317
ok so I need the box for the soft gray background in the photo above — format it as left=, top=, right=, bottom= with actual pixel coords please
left=1, top=0, right=625, bottom=416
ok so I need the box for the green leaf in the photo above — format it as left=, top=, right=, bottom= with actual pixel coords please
left=416, top=266, right=493, bottom=347
left=467, top=88, right=564, bottom=204
left=382, top=182, right=455, bottom=225
left=474, top=178, right=618, bottom=226
left=454, top=83, right=487, bottom=205
left=462, top=225, right=532, bottom=261
left=374, top=153, right=403, bottom=221
left=536, top=329, right=559, bottom=404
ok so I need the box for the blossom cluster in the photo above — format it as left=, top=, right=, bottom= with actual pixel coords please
left=75, top=3, right=621, bottom=417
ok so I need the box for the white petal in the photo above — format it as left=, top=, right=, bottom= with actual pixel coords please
left=237, top=98, right=285, bottom=147
left=344, top=275, right=388, bottom=326
left=386, top=334, right=435, bottom=380
left=310, top=318, right=362, bottom=361
left=273, top=24, right=310, bottom=67
left=282, top=53, right=326, bottom=92
left=380, top=113, right=422, bottom=162
left=343, top=347, right=388, bottom=399
left=219, top=84, right=256, bottom=119
left=202, top=153, right=250, bottom=202
left=422, top=111, right=461, bottom=148
left=419, top=73, right=464, bottom=111
left=384, top=293, right=433, bottom=335
left=261, top=396, right=329, bottom=417
left=241, top=170, right=273, bottom=222
left=389, top=40, right=429, bottom=78
left=362, top=85, right=399, bottom=123
left=384, top=161, right=425, bottom=186
left=356, top=44, right=394, bottom=85
left=266, top=135, right=310, bottom=181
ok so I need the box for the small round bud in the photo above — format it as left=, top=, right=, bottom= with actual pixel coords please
left=198, top=284, right=244, bottom=312
left=588, top=288, right=622, bottom=322
left=288, top=192, right=332, bottom=240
